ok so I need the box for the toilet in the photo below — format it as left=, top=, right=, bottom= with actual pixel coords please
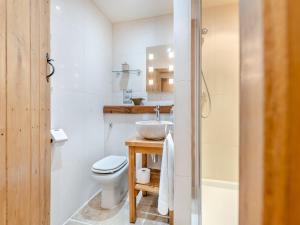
left=91, top=155, right=128, bottom=209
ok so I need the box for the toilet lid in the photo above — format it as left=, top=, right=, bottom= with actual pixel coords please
left=92, top=155, right=127, bottom=174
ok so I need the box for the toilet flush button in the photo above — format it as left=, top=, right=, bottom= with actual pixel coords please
left=51, top=129, right=68, bottom=143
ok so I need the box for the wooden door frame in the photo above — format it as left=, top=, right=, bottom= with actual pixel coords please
left=240, top=0, right=300, bottom=225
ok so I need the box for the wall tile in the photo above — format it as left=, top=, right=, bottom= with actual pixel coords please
left=112, top=15, right=175, bottom=104
left=51, top=1, right=112, bottom=224
left=202, top=143, right=239, bottom=181
left=201, top=4, right=240, bottom=182
left=174, top=81, right=191, bottom=177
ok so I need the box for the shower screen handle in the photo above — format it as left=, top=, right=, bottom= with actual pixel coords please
left=46, top=53, right=55, bottom=82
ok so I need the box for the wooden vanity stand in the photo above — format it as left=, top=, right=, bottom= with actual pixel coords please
left=125, top=138, right=174, bottom=225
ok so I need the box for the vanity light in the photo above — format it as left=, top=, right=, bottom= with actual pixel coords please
left=168, top=51, right=175, bottom=58
left=169, top=78, right=174, bottom=85
left=148, top=79, right=154, bottom=85
left=55, top=5, right=61, bottom=11
left=148, top=67, right=154, bottom=73
left=148, top=53, right=154, bottom=60
left=168, top=65, right=174, bottom=72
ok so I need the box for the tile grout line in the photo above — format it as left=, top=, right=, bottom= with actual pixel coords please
left=64, top=192, right=169, bottom=225
left=68, top=218, right=94, bottom=225
left=62, top=189, right=102, bottom=225
left=68, top=219, right=92, bottom=225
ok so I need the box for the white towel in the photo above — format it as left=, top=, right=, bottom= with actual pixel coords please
left=158, top=132, right=174, bottom=215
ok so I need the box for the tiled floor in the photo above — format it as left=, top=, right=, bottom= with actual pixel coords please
left=65, top=192, right=169, bottom=225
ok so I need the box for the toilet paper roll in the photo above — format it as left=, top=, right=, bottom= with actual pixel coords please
left=136, top=168, right=151, bottom=184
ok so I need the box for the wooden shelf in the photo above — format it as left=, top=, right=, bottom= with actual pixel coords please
left=126, top=137, right=164, bottom=149
left=127, top=138, right=172, bottom=224
left=135, top=169, right=160, bottom=194
left=103, top=105, right=173, bottom=114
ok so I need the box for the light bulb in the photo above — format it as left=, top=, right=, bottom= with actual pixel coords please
left=148, top=79, right=154, bottom=85
left=168, top=51, right=174, bottom=58
left=148, top=67, right=154, bottom=73
left=148, top=54, right=154, bottom=60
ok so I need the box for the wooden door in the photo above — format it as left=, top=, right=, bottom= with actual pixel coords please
left=0, top=0, right=51, bottom=225
left=240, top=0, right=300, bottom=224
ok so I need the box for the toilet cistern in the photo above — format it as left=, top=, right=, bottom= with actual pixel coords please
left=154, top=105, right=160, bottom=121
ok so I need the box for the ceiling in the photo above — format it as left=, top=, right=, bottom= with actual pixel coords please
left=93, top=0, right=173, bottom=23
left=93, top=0, right=238, bottom=23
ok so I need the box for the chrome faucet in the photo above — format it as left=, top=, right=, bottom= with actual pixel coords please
left=154, top=105, right=160, bottom=121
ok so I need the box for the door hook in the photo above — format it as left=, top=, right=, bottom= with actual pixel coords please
left=46, top=53, right=55, bottom=82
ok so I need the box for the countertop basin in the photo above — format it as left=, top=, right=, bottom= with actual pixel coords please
left=136, top=120, right=174, bottom=140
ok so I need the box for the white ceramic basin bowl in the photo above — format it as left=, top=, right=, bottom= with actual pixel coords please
left=136, top=120, right=174, bottom=140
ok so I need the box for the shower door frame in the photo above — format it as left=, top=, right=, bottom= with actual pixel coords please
left=191, top=0, right=202, bottom=224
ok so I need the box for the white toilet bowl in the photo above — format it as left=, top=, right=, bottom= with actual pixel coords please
left=91, top=155, right=128, bottom=209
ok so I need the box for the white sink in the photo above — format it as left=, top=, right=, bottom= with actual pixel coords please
left=136, top=120, right=174, bottom=140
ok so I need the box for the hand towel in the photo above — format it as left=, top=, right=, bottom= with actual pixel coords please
left=158, top=132, right=174, bottom=215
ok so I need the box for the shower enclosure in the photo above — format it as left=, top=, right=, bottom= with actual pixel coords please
left=191, top=0, right=240, bottom=224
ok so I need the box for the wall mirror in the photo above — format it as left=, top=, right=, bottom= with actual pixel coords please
left=146, top=45, right=174, bottom=93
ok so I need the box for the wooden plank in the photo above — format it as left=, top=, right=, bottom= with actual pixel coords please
left=135, top=184, right=159, bottom=194
left=128, top=147, right=137, bottom=223
left=1, top=0, right=50, bottom=225
left=141, top=154, right=148, bottom=196
left=262, top=0, right=288, bottom=224
left=0, top=0, right=6, bottom=224
left=169, top=210, right=174, bottom=225
left=286, top=0, right=300, bottom=224
left=240, top=0, right=300, bottom=225
left=6, top=0, right=31, bottom=225
left=30, top=0, right=41, bottom=224
left=134, top=147, right=163, bottom=155
left=135, top=169, right=161, bottom=194
left=39, top=0, right=51, bottom=224
left=126, top=138, right=164, bottom=149
left=142, top=154, right=148, bottom=168
left=103, top=105, right=173, bottom=114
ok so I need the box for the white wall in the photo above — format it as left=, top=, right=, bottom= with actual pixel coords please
left=112, top=15, right=174, bottom=104
left=173, top=0, right=192, bottom=224
left=201, top=3, right=239, bottom=182
left=50, top=0, right=112, bottom=225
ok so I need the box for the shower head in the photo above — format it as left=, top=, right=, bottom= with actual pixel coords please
left=201, top=28, right=208, bottom=45
left=202, top=28, right=208, bottom=35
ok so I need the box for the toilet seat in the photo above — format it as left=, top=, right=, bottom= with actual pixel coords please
left=92, top=155, right=127, bottom=174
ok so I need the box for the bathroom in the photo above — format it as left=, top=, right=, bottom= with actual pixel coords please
left=50, top=0, right=239, bottom=225
left=51, top=1, right=176, bottom=225
left=3, top=0, right=299, bottom=224
left=0, top=0, right=241, bottom=224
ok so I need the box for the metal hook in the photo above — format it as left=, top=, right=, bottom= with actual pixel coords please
left=46, top=53, right=55, bottom=82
